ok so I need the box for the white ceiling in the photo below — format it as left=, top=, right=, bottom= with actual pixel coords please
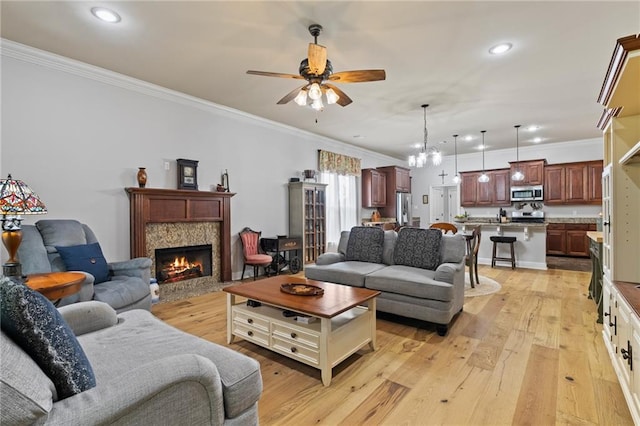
left=2, top=1, right=638, bottom=160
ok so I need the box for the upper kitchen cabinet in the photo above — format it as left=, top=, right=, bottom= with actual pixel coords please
left=544, top=160, right=604, bottom=205
left=361, top=168, right=387, bottom=208
left=460, top=169, right=510, bottom=207
left=509, top=159, right=546, bottom=186
left=377, top=166, right=411, bottom=193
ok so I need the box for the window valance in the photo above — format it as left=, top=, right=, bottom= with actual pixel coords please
left=318, top=150, right=361, bottom=176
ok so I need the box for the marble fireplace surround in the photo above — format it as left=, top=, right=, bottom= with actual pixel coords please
left=126, top=188, right=234, bottom=299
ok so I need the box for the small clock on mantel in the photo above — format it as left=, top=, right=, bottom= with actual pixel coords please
left=177, top=158, right=198, bottom=190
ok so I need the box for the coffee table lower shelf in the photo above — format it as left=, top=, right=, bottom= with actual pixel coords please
left=226, top=296, right=376, bottom=386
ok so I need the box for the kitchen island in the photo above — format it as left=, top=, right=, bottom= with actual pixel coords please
left=457, top=221, right=548, bottom=270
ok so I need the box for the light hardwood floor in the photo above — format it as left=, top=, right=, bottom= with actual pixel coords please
left=152, top=266, right=633, bottom=425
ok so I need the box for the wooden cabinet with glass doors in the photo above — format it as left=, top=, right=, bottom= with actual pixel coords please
left=289, top=182, right=327, bottom=265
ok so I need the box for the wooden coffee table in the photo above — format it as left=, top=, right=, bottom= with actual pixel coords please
left=224, top=275, right=380, bottom=386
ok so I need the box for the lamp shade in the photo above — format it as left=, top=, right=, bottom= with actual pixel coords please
left=0, top=174, right=47, bottom=216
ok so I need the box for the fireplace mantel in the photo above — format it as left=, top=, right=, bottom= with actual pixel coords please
left=125, top=188, right=235, bottom=281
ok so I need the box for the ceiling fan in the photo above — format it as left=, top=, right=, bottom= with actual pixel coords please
left=246, top=24, right=386, bottom=110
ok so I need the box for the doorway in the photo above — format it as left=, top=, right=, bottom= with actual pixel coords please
left=430, top=185, right=459, bottom=225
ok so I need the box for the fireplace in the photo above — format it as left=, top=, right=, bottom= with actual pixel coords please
left=155, top=244, right=212, bottom=284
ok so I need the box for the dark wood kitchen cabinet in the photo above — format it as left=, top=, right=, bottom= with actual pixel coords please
left=361, top=168, right=387, bottom=207
left=509, top=159, right=546, bottom=186
left=546, top=223, right=597, bottom=257
left=544, top=160, right=603, bottom=205
left=460, top=169, right=510, bottom=207
left=377, top=166, right=411, bottom=192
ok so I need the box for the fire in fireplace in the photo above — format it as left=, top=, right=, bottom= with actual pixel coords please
left=155, top=244, right=212, bottom=284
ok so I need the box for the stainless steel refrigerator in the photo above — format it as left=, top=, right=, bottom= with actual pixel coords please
left=396, top=192, right=412, bottom=226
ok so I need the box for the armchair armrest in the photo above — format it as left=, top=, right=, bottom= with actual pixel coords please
left=314, top=252, right=345, bottom=266
left=434, top=259, right=465, bottom=284
left=58, top=301, right=118, bottom=336
left=47, top=354, right=225, bottom=425
left=109, top=257, right=152, bottom=280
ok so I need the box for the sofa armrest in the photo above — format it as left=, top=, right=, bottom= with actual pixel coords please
left=109, top=257, right=152, bottom=280
left=47, top=354, right=225, bottom=425
left=434, top=259, right=465, bottom=284
left=314, top=252, right=345, bottom=266
left=58, top=301, right=118, bottom=336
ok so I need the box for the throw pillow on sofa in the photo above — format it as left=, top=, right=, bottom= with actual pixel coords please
left=56, top=242, right=110, bottom=284
left=0, top=277, right=96, bottom=400
left=346, top=226, right=384, bottom=263
left=393, top=227, right=442, bottom=270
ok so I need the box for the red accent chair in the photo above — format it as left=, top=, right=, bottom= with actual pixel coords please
left=239, top=227, right=273, bottom=280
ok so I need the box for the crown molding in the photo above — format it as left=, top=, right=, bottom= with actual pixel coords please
left=0, top=38, right=397, bottom=163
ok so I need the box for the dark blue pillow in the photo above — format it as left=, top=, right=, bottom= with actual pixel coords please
left=56, top=242, right=110, bottom=284
left=0, top=277, right=96, bottom=400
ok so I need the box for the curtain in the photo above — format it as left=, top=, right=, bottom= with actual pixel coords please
left=317, top=150, right=361, bottom=252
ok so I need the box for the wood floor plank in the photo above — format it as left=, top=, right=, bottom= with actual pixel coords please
left=513, top=344, right=560, bottom=425
left=150, top=265, right=634, bottom=425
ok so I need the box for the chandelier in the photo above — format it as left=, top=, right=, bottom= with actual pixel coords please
left=408, top=104, right=441, bottom=168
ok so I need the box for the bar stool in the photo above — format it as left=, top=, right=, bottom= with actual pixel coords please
left=490, top=236, right=517, bottom=269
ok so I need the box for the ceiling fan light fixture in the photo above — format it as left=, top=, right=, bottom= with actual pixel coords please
left=308, top=83, right=322, bottom=100
left=325, top=88, right=339, bottom=105
left=311, top=97, right=324, bottom=111
left=294, top=89, right=308, bottom=106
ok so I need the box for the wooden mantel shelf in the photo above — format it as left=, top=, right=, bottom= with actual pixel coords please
left=125, top=187, right=235, bottom=281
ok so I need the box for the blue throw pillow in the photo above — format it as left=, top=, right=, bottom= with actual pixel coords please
left=0, top=277, right=96, bottom=400
left=56, top=242, right=110, bottom=284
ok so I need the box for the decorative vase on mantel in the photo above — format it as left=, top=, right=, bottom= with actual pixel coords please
left=137, top=167, right=147, bottom=188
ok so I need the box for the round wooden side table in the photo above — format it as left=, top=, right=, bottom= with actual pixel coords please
left=25, top=272, right=85, bottom=304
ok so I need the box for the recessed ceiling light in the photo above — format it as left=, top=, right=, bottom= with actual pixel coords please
left=91, top=7, right=121, bottom=23
left=532, top=137, right=543, bottom=143
left=477, top=145, right=487, bottom=150
left=464, top=135, right=474, bottom=142
left=526, top=125, right=539, bottom=132
left=489, top=43, right=513, bottom=55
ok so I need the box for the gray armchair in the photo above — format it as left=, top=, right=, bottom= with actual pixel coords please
left=18, top=219, right=151, bottom=312
left=1, top=300, right=262, bottom=425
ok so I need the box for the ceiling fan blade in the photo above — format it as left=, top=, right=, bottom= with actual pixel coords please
left=247, top=70, right=304, bottom=80
left=308, top=43, right=327, bottom=75
left=277, top=85, right=307, bottom=105
left=328, top=70, right=386, bottom=83
left=324, top=83, right=352, bottom=107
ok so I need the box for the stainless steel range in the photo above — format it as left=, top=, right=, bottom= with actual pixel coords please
left=511, top=210, right=545, bottom=223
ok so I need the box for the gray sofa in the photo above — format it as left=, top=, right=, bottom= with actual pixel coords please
left=0, top=299, right=262, bottom=425
left=305, top=226, right=466, bottom=336
left=18, top=219, right=152, bottom=313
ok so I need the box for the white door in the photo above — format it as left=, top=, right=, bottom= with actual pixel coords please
left=431, top=187, right=445, bottom=222
left=447, top=188, right=458, bottom=222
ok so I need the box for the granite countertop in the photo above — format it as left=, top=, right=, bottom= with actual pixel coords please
left=458, top=221, right=547, bottom=228
left=587, top=231, right=603, bottom=243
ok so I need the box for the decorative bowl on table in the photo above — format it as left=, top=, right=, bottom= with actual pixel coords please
left=454, top=217, right=468, bottom=223
left=280, top=283, right=324, bottom=296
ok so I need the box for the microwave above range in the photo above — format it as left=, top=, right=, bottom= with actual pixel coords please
left=511, top=185, right=543, bottom=202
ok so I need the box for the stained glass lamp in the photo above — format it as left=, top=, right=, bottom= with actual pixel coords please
left=0, top=174, right=47, bottom=277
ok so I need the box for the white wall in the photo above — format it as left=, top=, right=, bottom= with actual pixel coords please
left=0, top=41, right=400, bottom=279
left=410, top=138, right=604, bottom=226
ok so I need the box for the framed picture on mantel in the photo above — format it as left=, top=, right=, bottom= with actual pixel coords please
left=177, top=158, right=198, bottom=190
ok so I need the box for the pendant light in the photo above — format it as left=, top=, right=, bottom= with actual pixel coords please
left=512, top=124, right=525, bottom=181
left=407, top=104, right=442, bottom=168
left=478, top=130, right=490, bottom=183
left=452, top=134, right=461, bottom=184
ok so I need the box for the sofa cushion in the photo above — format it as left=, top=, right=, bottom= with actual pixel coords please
left=0, top=277, right=96, bottom=400
left=80, top=309, right=262, bottom=419
left=93, top=276, right=151, bottom=311
left=440, top=234, right=465, bottom=264
left=382, top=230, right=397, bottom=265
left=365, top=265, right=454, bottom=302
left=0, top=332, right=55, bottom=424
left=56, top=243, right=110, bottom=284
left=305, top=261, right=387, bottom=288
left=36, top=220, right=87, bottom=254
left=345, top=226, right=384, bottom=263
left=393, top=228, right=442, bottom=270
